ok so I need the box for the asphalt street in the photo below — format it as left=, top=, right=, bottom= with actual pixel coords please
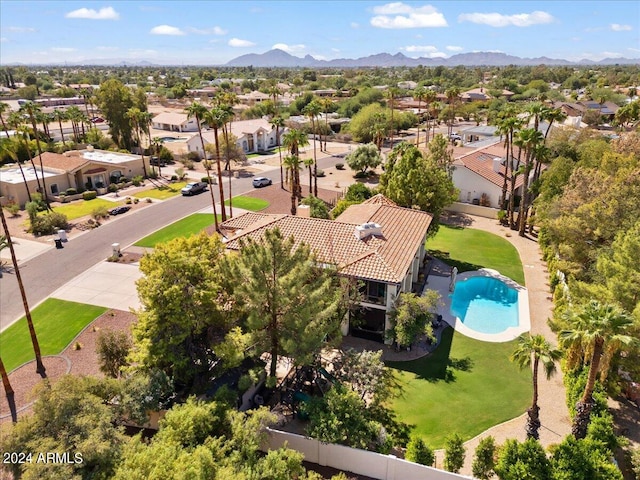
left=0, top=152, right=343, bottom=330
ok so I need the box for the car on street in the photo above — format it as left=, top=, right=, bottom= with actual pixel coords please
left=252, top=177, right=272, bottom=188
left=449, top=133, right=462, bottom=142
left=181, top=181, right=207, bottom=196
left=108, top=205, right=131, bottom=215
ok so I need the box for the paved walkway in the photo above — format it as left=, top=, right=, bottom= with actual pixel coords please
left=432, top=213, right=571, bottom=474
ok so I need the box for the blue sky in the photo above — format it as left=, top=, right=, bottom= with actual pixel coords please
left=1, top=1, right=638, bottom=65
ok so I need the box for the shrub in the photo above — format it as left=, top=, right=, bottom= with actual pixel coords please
left=175, top=168, right=186, bottom=180
left=146, top=198, right=152, bottom=203
left=83, top=191, right=97, bottom=201
left=131, top=175, right=144, bottom=187
left=125, top=197, right=132, bottom=205
left=91, top=206, right=109, bottom=221
left=187, top=151, right=201, bottom=162
left=30, top=212, right=69, bottom=236
left=4, top=203, right=20, bottom=217
left=405, top=436, right=434, bottom=466
left=171, top=175, right=178, bottom=181
left=335, top=163, right=345, bottom=170
left=472, top=436, right=496, bottom=479
left=301, top=195, right=330, bottom=219
left=345, top=183, right=374, bottom=202
left=180, top=158, right=195, bottom=170
left=315, top=169, right=325, bottom=177
left=65, top=187, right=77, bottom=195
left=443, top=433, right=465, bottom=473
left=96, top=329, right=132, bottom=378
left=133, top=198, right=139, bottom=204
left=201, top=177, right=212, bottom=184
left=95, top=182, right=105, bottom=189
left=148, top=170, right=158, bottom=180
left=108, top=183, right=118, bottom=193
left=158, top=146, right=174, bottom=163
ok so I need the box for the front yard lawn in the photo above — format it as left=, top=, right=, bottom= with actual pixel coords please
left=134, top=213, right=217, bottom=248
left=224, top=196, right=269, bottom=212
left=133, top=181, right=189, bottom=200
left=426, top=225, right=525, bottom=285
left=52, top=199, right=123, bottom=221
left=0, top=299, right=107, bottom=372
left=387, top=328, right=531, bottom=449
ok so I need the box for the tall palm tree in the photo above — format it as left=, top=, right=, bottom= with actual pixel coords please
left=444, top=87, right=461, bottom=138
left=16, top=125, right=42, bottom=195
left=511, top=334, right=562, bottom=439
left=186, top=101, right=219, bottom=232
left=267, top=82, right=282, bottom=116
left=303, top=157, right=314, bottom=194
left=370, top=112, right=388, bottom=153
left=303, top=100, right=322, bottom=196
left=52, top=109, right=67, bottom=145
left=320, top=97, right=333, bottom=151
left=423, top=90, right=437, bottom=145
left=270, top=116, right=286, bottom=189
left=0, top=355, right=17, bottom=422
left=560, top=301, right=637, bottom=439
left=495, top=107, right=524, bottom=211
left=384, top=86, right=400, bottom=148
left=414, top=86, right=426, bottom=147
left=151, top=136, right=164, bottom=178
left=514, top=127, right=543, bottom=236
left=282, top=155, right=303, bottom=215
left=20, top=102, right=50, bottom=210
left=203, top=107, right=228, bottom=221
left=282, top=129, right=309, bottom=201
left=125, top=107, right=148, bottom=178
left=0, top=101, right=12, bottom=139
left=0, top=205, right=46, bottom=377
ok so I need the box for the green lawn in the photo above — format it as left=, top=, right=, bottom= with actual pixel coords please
left=52, top=199, right=123, bottom=220
left=0, top=299, right=107, bottom=373
left=426, top=225, right=525, bottom=285
left=134, top=213, right=217, bottom=248
left=132, top=181, right=189, bottom=200
left=224, top=196, right=269, bottom=212
left=387, top=328, right=531, bottom=448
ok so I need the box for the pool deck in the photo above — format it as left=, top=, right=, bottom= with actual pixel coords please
left=425, top=267, right=530, bottom=343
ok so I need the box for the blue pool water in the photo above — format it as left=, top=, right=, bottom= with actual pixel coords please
left=450, top=276, right=519, bottom=334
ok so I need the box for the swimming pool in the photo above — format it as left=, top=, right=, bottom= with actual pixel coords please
left=159, top=136, right=187, bottom=142
left=450, top=276, right=519, bottom=334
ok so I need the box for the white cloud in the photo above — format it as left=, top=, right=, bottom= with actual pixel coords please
left=150, top=25, right=185, bottom=36
left=611, top=24, right=632, bottom=31
left=351, top=22, right=360, bottom=29
left=65, top=6, right=119, bottom=20
left=403, top=45, right=438, bottom=53
left=458, top=10, right=554, bottom=27
left=331, top=48, right=341, bottom=53
left=189, top=26, right=227, bottom=35
left=272, top=43, right=306, bottom=53
left=228, top=38, right=255, bottom=47
left=8, top=26, right=36, bottom=33
left=371, top=3, right=447, bottom=28
left=51, top=47, right=77, bottom=52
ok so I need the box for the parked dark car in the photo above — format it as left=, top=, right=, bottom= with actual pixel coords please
left=181, top=181, right=207, bottom=196
left=108, top=206, right=131, bottom=215
left=252, top=177, right=272, bottom=188
left=150, top=156, right=166, bottom=167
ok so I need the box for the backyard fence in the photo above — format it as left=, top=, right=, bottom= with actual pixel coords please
left=262, top=428, right=473, bottom=480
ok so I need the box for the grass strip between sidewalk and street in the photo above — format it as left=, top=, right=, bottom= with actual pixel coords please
left=132, top=181, right=189, bottom=200
left=224, top=196, right=269, bottom=212
left=0, top=298, right=107, bottom=373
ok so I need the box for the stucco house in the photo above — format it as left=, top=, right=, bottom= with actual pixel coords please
left=151, top=112, right=200, bottom=132
left=0, top=148, right=145, bottom=207
left=220, top=195, right=433, bottom=343
left=187, top=118, right=284, bottom=158
left=452, top=142, right=524, bottom=208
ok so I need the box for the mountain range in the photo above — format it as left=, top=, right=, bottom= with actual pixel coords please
left=225, top=49, right=640, bottom=68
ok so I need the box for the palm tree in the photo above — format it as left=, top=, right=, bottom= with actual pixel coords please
left=203, top=107, right=229, bottom=222
left=444, top=87, right=461, bottom=138
left=303, top=157, right=314, bottom=194
left=370, top=112, right=388, bottom=153
left=320, top=97, right=333, bottom=151
left=495, top=108, right=524, bottom=211
left=0, top=355, right=17, bottom=422
left=267, top=82, right=282, bottom=116
left=0, top=205, right=46, bottom=377
left=282, top=129, right=309, bottom=201
left=283, top=155, right=303, bottom=215
left=186, top=101, right=219, bottom=232
left=270, top=116, right=286, bottom=189
left=0, top=101, right=11, bottom=139
left=125, top=107, right=148, bottom=178
left=423, top=90, right=437, bottom=145
left=514, top=127, right=543, bottom=236
left=511, top=334, right=562, bottom=439
left=560, top=300, right=637, bottom=439
left=384, top=86, right=400, bottom=147
left=303, top=100, right=322, bottom=196
left=16, top=125, right=42, bottom=195
left=0, top=140, right=31, bottom=203
left=52, top=109, right=67, bottom=145
left=414, top=86, right=426, bottom=146
left=151, top=137, right=164, bottom=177
left=20, top=102, right=50, bottom=210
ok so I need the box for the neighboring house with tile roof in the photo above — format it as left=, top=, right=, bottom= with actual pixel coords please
left=0, top=148, right=145, bottom=207
left=187, top=118, right=285, bottom=158
left=452, top=141, right=525, bottom=208
left=221, top=195, right=433, bottom=343
left=152, top=112, right=200, bottom=132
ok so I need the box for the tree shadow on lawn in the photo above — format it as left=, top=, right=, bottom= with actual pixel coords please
left=428, top=249, right=482, bottom=274
left=387, top=328, right=474, bottom=384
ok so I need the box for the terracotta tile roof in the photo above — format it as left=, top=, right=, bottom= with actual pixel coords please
left=222, top=195, right=432, bottom=284
left=454, top=146, right=524, bottom=189
left=38, top=151, right=88, bottom=172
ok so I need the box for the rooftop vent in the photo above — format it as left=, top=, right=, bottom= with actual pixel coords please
left=355, top=222, right=382, bottom=240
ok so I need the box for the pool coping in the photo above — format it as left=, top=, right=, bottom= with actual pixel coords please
left=426, top=268, right=530, bottom=343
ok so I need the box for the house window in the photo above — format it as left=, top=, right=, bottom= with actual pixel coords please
left=110, top=171, right=122, bottom=183
left=360, top=281, right=387, bottom=305
left=50, top=183, right=59, bottom=195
